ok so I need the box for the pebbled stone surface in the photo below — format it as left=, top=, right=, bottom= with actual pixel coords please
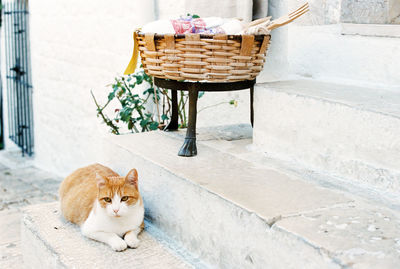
left=22, top=202, right=193, bottom=269
left=105, top=131, right=400, bottom=268
left=0, top=156, right=61, bottom=269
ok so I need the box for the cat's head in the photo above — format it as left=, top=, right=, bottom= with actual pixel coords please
left=95, top=169, right=140, bottom=218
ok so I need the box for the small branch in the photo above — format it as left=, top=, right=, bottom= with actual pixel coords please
left=90, top=90, right=120, bottom=135
left=154, top=86, right=161, bottom=123
left=198, top=101, right=230, bottom=113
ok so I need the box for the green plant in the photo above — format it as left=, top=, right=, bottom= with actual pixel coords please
left=92, top=68, right=192, bottom=134
left=92, top=69, right=156, bottom=134
left=92, top=68, right=238, bottom=135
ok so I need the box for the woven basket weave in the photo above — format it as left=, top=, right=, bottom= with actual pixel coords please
left=136, top=31, right=271, bottom=83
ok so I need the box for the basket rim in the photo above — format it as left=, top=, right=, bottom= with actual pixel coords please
left=136, top=31, right=270, bottom=41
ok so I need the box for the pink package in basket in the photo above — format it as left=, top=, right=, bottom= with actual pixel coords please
left=170, top=18, right=207, bottom=34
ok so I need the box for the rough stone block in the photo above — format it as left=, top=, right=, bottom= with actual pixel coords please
left=254, top=80, right=400, bottom=200
left=341, top=0, right=400, bottom=24
left=96, top=131, right=400, bottom=268
left=21, top=203, right=195, bottom=269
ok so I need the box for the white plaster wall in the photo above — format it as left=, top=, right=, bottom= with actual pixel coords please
left=257, top=0, right=400, bottom=87
left=253, top=0, right=400, bottom=195
left=27, top=0, right=255, bottom=176
left=288, top=24, right=400, bottom=87
left=14, top=0, right=399, bottom=178
left=257, top=0, right=289, bottom=82
left=158, top=0, right=252, bottom=21
left=29, top=0, right=155, bottom=176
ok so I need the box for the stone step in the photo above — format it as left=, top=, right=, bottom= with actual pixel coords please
left=21, top=202, right=204, bottom=269
left=97, top=131, right=400, bottom=268
left=253, top=79, right=400, bottom=200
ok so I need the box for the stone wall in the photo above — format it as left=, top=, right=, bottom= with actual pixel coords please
left=2, top=0, right=255, bottom=176
left=288, top=0, right=341, bottom=25
left=3, top=0, right=399, bottom=177
left=390, top=0, right=400, bottom=23
left=281, top=0, right=400, bottom=86
left=341, top=0, right=400, bottom=24
left=27, top=0, right=155, bottom=175
left=158, top=0, right=252, bottom=21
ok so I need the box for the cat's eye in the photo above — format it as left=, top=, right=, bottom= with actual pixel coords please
left=121, top=196, right=129, bottom=202
left=103, top=197, right=112, bottom=203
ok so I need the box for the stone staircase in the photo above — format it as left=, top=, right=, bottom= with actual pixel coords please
left=22, top=203, right=203, bottom=269
left=253, top=80, right=400, bottom=205
left=22, top=80, right=400, bottom=268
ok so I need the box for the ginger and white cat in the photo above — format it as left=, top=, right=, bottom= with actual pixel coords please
left=59, top=163, right=144, bottom=251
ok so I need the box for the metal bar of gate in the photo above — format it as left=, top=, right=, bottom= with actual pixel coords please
left=3, top=0, right=33, bottom=156
left=6, top=2, right=14, bottom=142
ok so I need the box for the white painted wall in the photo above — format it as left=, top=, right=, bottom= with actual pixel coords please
left=23, top=0, right=254, bottom=176
left=259, top=0, right=400, bottom=87
left=252, top=0, right=400, bottom=198
left=6, top=0, right=397, bottom=178
left=157, top=0, right=252, bottom=21
left=288, top=24, right=400, bottom=87
left=28, top=0, right=155, bottom=176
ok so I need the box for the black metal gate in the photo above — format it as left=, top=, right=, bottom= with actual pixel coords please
left=0, top=0, right=4, bottom=150
left=3, top=0, right=33, bottom=156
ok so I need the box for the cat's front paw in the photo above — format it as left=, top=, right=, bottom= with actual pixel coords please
left=109, top=237, right=127, bottom=252
left=124, top=232, right=140, bottom=248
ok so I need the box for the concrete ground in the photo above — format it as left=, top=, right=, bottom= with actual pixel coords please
left=0, top=150, right=62, bottom=269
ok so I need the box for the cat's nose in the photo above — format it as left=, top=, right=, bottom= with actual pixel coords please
left=113, top=209, right=119, bottom=213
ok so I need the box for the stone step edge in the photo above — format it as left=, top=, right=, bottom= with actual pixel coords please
left=196, top=135, right=400, bottom=210
left=106, top=133, right=378, bottom=268
left=21, top=203, right=209, bottom=269
left=144, top=220, right=210, bottom=269
left=255, top=79, right=400, bottom=119
left=253, top=80, right=400, bottom=198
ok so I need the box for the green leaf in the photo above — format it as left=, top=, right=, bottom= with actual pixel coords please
left=135, top=75, right=143, bottom=85
left=161, top=114, right=169, bottom=121
left=120, top=107, right=133, bottom=122
left=108, top=92, right=115, bottom=101
left=149, top=121, right=159, bottom=130
left=128, top=120, right=133, bottom=130
left=143, top=88, right=154, bottom=95
left=140, top=119, right=149, bottom=127
left=198, top=91, right=205, bottom=98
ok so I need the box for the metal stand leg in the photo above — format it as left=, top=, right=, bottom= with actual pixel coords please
left=250, top=86, right=254, bottom=127
left=164, top=90, right=179, bottom=131
left=178, top=85, right=198, bottom=157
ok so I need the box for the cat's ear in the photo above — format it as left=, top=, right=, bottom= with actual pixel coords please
left=125, top=169, right=138, bottom=188
left=96, top=173, right=107, bottom=188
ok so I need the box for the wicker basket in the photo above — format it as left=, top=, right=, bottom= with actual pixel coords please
left=136, top=31, right=271, bottom=83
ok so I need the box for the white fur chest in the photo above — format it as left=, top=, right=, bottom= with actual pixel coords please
left=82, top=201, right=144, bottom=237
